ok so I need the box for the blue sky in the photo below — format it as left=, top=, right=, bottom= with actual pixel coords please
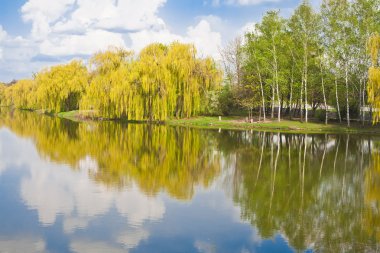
left=0, top=0, right=321, bottom=82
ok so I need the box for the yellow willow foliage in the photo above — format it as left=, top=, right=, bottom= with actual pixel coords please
left=364, top=152, right=380, bottom=241
left=81, top=43, right=222, bottom=121
left=0, top=83, right=5, bottom=104
left=80, top=48, right=134, bottom=118
left=0, top=43, right=220, bottom=120
left=165, top=43, right=221, bottom=118
left=368, top=33, right=380, bottom=123
left=35, top=60, right=88, bottom=113
left=0, top=110, right=220, bottom=200
left=1, top=79, right=37, bottom=109
left=137, top=43, right=172, bottom=120
left=369, top=33, right=380, bottom=66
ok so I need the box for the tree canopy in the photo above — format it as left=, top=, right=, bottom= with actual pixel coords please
left=0, top=43, right=222, bottom=121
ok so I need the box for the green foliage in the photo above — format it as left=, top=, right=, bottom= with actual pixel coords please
left=224, top=0, right=380, bottom=124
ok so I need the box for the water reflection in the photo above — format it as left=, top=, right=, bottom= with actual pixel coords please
left=0, top=110, right=379, bottom=252
left=0, top=110, right=220, bottom=200
left=218, top=131, right=377, bottom=252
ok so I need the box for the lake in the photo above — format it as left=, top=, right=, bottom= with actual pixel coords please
left=0, top=110, right=379, bottom=253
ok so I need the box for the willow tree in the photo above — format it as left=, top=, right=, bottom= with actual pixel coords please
left=184, top=52, right=221, bottom=118
left=80, top=48, right=133, bottom=118
left=136, top=43, right=171, bottom=121
left=81, top=43, right=221, bottom=121
left=9, top=79, right=37, bottom=109
left=35, top=60, right=88, bottom=113
left=368, top=33, right=380, bottom=123
left=0, top=83, right=6, bottom=106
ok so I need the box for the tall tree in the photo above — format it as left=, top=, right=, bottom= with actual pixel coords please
left=258, top=10, right=285, bottom=121
left=368, top=33, right=380, bottom=123
left=289, top=0, right=319, bottom=123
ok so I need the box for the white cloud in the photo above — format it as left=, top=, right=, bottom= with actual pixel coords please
left=117, top=228, right=149, bottom=249
left=6, top=0, right=221, bottom=81
left=70, top=240, right=126, bottom=253
left=187, top=20, right=222, bottom=58
left=211, top=0, right=281, bottom=6
left=0, top=25, right=7, bottom=60
left=39, top=29, right=127, bottom=56
left=19, top=0, right=166, bottom=57
left=20, top=161, right=165, bottom=227
left=129, top=28, right=182, bottom=53
left=194, top=240, right=217, bottom=253
left=225, top=0, right=280, bottom=5
left=20, top=0, right=222, bottom=59
left=0, top=26, right=7, bottom=40
left=130, top=19, right=222, bottom=59
left=239, top=22, right=256, bottom=35
left=0, top=237, right=47, bottom=253
left=115, top=187, right=165, bottom=226
left=21, top=0, right=76, bottom=39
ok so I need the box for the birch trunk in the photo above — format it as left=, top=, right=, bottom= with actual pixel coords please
left=345, top=62, right=350, bottom=127
left=335, top=76, right=342, bottom=123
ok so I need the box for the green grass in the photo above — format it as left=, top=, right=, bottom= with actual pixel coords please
left=167, top=116, right=380, bottom=134
left=56, top=111, right=380, bottom=134
left=56, top=110, right=96, bottom=122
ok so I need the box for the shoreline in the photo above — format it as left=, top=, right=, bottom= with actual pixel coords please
left=55, top=110, right=380, bottom=135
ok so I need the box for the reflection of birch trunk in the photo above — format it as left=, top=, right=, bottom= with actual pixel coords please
left=288, top=136, right=292, bottom=179
left=271, top=133, right=274, bottom=169
left=269, top=133, right=280, bottom=214
left=301, top=134, right=307, bottom=211
left=360, top=139, right=364, bottom=176
left=255, top=132, right=266, bottom=187
left=299, top=135, right=303, bottom=181
left=334, top=137, right=340, bottom=176
left=319, top=134, right=327, bottom=179
left=335, top=77, right=342, bottom=123
left=342, top=135, right=349, bottom=199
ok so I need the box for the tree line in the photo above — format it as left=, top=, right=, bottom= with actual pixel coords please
left=0, top=42, right=221, bottom=121
left=221, top=0, right=380, bottom=125
left=1, top=0, right=380, bottom=125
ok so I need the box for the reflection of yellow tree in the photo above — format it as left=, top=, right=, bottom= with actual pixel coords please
left=0, top=110, right=220, bottom=200
left=364, top=152, right=380, bottom=240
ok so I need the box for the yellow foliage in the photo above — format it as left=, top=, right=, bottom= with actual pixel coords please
left=364, top=152, right=380, bottom=240
left=0, top=110, right=220, bottom=200
left=1, top=79, right=37, bottom=109
left=0, top=43, right=221, bottom=120
left=368, top=33, right=380, bottom=123
left=35, top=60, right=89, bottom=113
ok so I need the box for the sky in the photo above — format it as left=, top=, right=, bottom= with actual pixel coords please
left=0, top=0, right=321, bottom=82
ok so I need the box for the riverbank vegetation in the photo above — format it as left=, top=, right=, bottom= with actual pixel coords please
left=0, top=43, right=221, bottom=121
left=1, top=0, right=380, bottom=129
left=220, top=0, right=380, bottom=126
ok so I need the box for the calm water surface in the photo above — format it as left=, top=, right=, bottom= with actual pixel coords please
left=0, top=111, right=379, bottom=253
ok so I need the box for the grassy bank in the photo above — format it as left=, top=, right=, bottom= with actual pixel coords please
left=56, top=110, right=380, bottom=134
left=167, top=117, right=380, bottom=134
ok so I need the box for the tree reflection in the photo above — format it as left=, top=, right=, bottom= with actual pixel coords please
left=365, top=148, right=380, bottom=242
left=0, top=110, right=220, bottom=200
left=219, top=131, right=379, bottom=252
left=2, top=109, right=380, bottom=252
